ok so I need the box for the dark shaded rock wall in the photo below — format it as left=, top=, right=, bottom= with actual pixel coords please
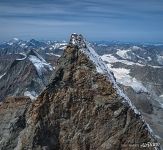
left=0, top=96, right=31, bottom=150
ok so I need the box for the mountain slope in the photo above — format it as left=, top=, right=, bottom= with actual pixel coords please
left=0, top=96, right=31, bottom=150
left=0, top=50, right=54, bottom=101
left=4, top=34, right=159, bottom=150
left=99, top=45, right=163, bottom=146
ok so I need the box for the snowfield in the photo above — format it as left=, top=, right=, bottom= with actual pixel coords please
left=101, top=54, right=144, bottom=66
left=46, top=53, right=61, bottom=57
left=101, top=54, right=148, bottom=93
left=116, top=49, right=131, bottom=59
left=28, top=54, right=53, bottom=77
left=109, top=67, right=148, bottom=93
left=0, top=73, right=6, bottom=79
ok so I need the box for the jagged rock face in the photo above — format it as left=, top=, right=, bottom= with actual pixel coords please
left=0, top=96, right=31, bottom=150
left=12, top=35, right=159, bottom=150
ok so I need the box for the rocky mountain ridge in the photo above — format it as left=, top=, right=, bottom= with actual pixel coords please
left=0, top=34, right=160, bottom=150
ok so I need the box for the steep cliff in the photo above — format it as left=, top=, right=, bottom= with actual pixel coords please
left=0, top=96, right=31, bottom=150
left=0, top=34, right=160, bottom=150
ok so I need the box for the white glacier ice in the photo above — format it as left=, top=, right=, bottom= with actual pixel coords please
left=107, top=67, right=148, bottom=93
left=28, top=51, right=53, bottom=77
left=116, top=49, right=131, bottom=60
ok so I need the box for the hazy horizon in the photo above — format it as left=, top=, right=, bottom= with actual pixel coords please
left=0, top=0, right=163, bottom=42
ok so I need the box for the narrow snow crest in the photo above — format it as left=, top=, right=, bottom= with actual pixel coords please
left=69, top=34, right=140, bottom=114
left=0, top=73, right=6, bottom=79
left=70, top=34, right=140, bottom=114
left=16, top=53, right=27, bottom=61
left=70, top=34, right=158, bottom=141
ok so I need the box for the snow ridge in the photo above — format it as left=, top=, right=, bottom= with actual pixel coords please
left=84, top=42, right=140, bottom=114
left=0, top=73, right=6, bottom=79
left=70, top=33, right=139, bottom=113
left=16, top=53, right=27, bottom=61
left=70, top=33, right=159, bottom=142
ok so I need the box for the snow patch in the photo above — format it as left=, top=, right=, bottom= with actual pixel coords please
left=159, top=95, right=163, bottom=98
left=40, top=47, right=45, bottom=50
left=20, top=43, right=26, bottom=47
left=13, top=38, right=19, bottom=41
left=116, top=49, right=131, bottom=59
left=148, top=65, right=162, bottom=68
left=8, top=42, right=13, bottom=45
left=0, top=73, right=6, bottom=79
left=16, top=53, right=27, bottom=61
left=159, top=95, right=163, bottom=108
left=101, top=54, right=162, bottom=68
left=157, top=55, right=163, bottom=65
left=46, top=53, right=61, bottom=57
left=109, top=67, right=148, bottom=93
left=98, top=44, right=108, bottom=47
left=24, top=91, right=38, bottom=100
left=28, top=54, right=53, bottom=77
left=50, top=42, right=67, bottom=50
left=147, top=56, right=152, bottom=61
left=101, top=54, right=144, bottom=66
left=132, top=46, right=141, bottom=50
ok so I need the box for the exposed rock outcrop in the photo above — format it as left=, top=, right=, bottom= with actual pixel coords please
left=0, top=34, right=160, bottom=150
left=0, top=96, right=31, bottom=150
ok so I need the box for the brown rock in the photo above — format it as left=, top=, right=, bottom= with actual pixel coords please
left=0, top=96, right=31, bottom=150
left=14, top=35, right=160, bottom=150
left=0, top=34, right=160, bottom=150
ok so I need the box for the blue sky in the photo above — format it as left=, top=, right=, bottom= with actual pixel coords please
left=0, top=0, right=163, bottom=42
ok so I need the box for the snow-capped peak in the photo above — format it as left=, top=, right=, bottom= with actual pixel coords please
left=13, top=38, right=19, bottom=41
left=7, top=38, right=20, bottom=45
